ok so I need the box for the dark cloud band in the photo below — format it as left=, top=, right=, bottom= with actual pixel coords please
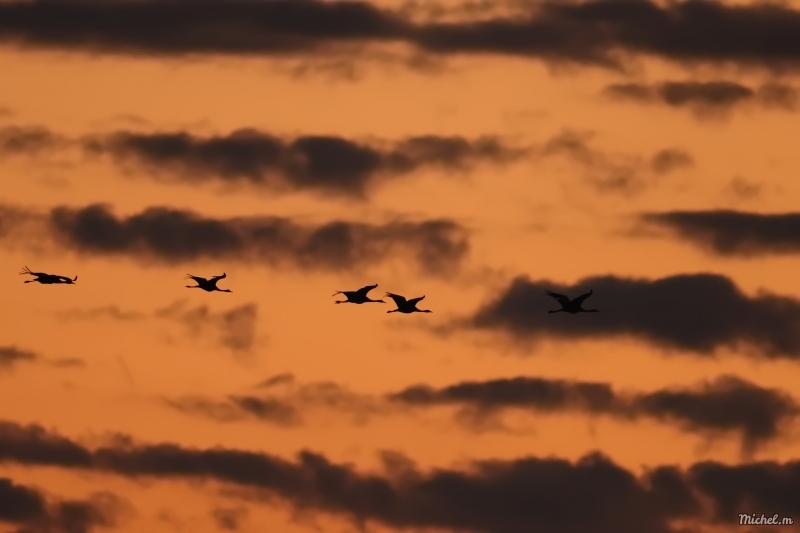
left=642, top=210, right=800, bottom=256
left=4, top=0, right=800, bottom=69
left=2, top=420, right=800, bottom=533
left=391, top=374, right=797, bottom=453
left=0, top=203, right=469, bottom=276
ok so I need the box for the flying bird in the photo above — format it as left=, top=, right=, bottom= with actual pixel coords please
left=186, top=273, right=231, bottom=292
left=546, top=289, right=599, bottom=314
left=332, top=284, right=385, bottom=304
left=19, top=266, right=77, bottom=285
left=385, top=292, right=431, bottom=314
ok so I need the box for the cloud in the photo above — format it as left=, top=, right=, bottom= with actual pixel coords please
left=170, top=373, right=796, bottom=452
left=48, top=358, right=86, bottom=369
left=6, top=419, right=800, bottom=532
left=212, top=507, right=248, bottom=531
left=0, top=125, right=525, bottom=198
left=632, top=375, right=796, bottom=454
left=5, top=0, right=800, bottom=71
left=0, top=421, right=93, bottom=467
left=603, top=81, right=798, bottom=116
left=465, top=273, right=800, bottom=358
left=725, top=177, right=762, bottom=201
left=166, top=395, right=301, bottom=427
left=0, top=346, right=37, bottom=370
left=4, top=123, right=692, bottom=197
left=537, top=130, right=691, bottom=193
left=156, top=301, right=259, bottom=354
left=393, top=374, right=797, bottom=453
left=649, top=149, right=693, bottom=175
left=0, top=203, right=470, bottom=276
left=0, top=477, right=125, bottom=533
left=642, top=210, right=800, bottom=257
left=83, top=129, right=525, bottom=198
left=0, top=126, right=65, bottom=156
left=55, top=305, right=147, bottom=321
left=167, top=381, right=385, bottom=427
left=254, top=373, right=295, bottom=389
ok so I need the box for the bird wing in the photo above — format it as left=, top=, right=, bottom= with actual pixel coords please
left=545, top=290, right=571, bottom=306
left=385, top=292, right=407, bottom=306
left=211, top=273, right=226, bottom=282
left=355, top=284, right=378, bottom=296
left=408, top=295, right=425, bottom=305
left=186, top=274, right=206, bottom=283
left=55, top=275, right=74, bottom=283
left=572, top=289, right=593, bottom=306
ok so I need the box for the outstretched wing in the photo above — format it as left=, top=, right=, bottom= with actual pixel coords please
left=572, top=290, right=593, bottom=306
left=545, top=290, right=571, bottom=307
left=385, top=292, right=407, bottom=306
left=355, top=284, right=378, bottom=296
left=186, top=274, right=206, bottom=283
left=407, top=295, right=425, bottom=305
left=211, top=273, right=226, bottom=282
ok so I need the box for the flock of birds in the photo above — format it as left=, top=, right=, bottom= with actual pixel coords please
left=19, top=266, right=601, bottom=314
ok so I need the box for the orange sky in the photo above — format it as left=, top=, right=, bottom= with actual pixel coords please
left=2, top=1, right=800, bottom=532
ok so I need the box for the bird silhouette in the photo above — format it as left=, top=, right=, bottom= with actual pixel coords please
left=186, top=273, right=231, bottom=292
left=546, top=289, right=599, bottom=313
left=385, top=292, right=431, bottom=314
left=332, top=284, right=385, bottom=304
left=20, top=266, right=77, bottom=285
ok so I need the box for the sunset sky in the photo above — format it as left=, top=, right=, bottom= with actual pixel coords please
left=3, top=0, right=800, bottom=532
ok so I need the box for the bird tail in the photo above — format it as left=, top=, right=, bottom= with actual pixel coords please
left=19, top=266, right=32, bottom=275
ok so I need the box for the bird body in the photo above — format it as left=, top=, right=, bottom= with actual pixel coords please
left=546, top=289, right=599, bottom=313
left=20, top=266, right=77, bottom=285
left=385, top=292, right=431, bottom=314
left=332, top=284, right=384, bottom=304
left=186, top=273, right=231, bottom=292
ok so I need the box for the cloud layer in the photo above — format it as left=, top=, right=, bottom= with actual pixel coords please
left=0, top=477, right=124, bottom=533
left=0, top=346, right=37, bottom=370
left=4, top=0, right=800, bottom=70
left=84, top=129, right=522, bottom=198
left=169, top=373, right=798, bottom=452
left=466, top=273, right=800, bottom=357
left=604, top=81, right=798, bottom=116
left=392, top=374, right=797, bottom=453
left=642, top=210, right=800, bottom=256
left=1, top=420, right=800, bottom=533
left=0, top=203, right=470, bottom=276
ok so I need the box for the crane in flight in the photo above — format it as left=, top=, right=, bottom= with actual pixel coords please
left=385, top=292, right=431, bottom=314
left=20, top=266, right=77, bottom=285
left=546, top=289, right=599, bottom=313
left=186, top=273, right=231, bottom=292
left=332, top=284, right=385, bottom=304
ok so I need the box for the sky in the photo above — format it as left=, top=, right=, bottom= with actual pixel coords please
left=2, top=0, right=800, bottom=532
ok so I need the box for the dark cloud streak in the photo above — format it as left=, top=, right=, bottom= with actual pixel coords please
left=5, top=0, right=800, bottom=70
left=0, top=346, right=37, bottom=370
left=604, top=81, right=798, bottom=115
left=83, top=129, right=523, bottom=198
left=642, top=210, right=800, bottom=257
left=4, top=419, right=800, bottom=532
left=0, top=203, right=469, bottom=276
left=391, top=374, right=797, bottom=453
